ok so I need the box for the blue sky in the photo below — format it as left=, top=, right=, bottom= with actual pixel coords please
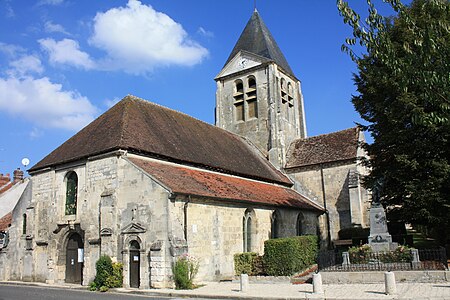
left=0, top=0, right=398, bottom=176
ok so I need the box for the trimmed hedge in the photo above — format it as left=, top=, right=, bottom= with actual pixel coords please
left=263, top=235, right=318, bottom=276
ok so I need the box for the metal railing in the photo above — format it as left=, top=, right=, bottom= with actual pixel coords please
left=317, top=247, right=448, bottom=272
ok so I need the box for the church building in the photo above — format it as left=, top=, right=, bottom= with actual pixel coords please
left=0, top=9, right=370, bottom=288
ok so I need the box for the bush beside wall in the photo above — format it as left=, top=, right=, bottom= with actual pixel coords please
left=234, top=252, right=259, bottom=275
left=263, top=235, right=318, bottom=276
left=90, top=255, right=123, bottom=292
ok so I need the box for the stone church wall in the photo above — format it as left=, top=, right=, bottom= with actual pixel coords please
left=170, top=197, right=318, bottom=282
left=287, top=160, right=370, bottom=244
left=19, top=154, right=174, bottom=288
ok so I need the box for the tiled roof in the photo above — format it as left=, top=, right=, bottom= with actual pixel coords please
left=285, top=127, right=360, bottom=168
left=224, top=10, right=295, bottom=78
left=0, top=212, right=12, bottom=231
left=0, top=182, right=12, bottom=195
left=0, top=179, right=29, bottom=219
left=129, top=157, right=323, bottom=211
left=30, top=96, right=291, bottom=186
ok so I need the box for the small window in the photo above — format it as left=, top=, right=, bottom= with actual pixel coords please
left=236, top=81, right=244, bottom=94
left=243, top=209, right=254, bottom=252
left=271, top=211, right=279, bottom=239
left=296, top=213, right=304, bottom=236
left=22, top=213, right=27, bottom=235
left=130, top=240, right=140, bottom=250
left=248, top=100, right=257, bottom=119
left=234, top=80, right=245, bottom=122
left=248, top=77, right=256, bottom=90
left=233, top=76, right=258, bottom=122
left=246, top=76, right=258, bottom=119
left=65, top=171, right=78, bottom=215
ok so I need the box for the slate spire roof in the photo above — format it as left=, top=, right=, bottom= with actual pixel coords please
left=30, top=95, right=291, bottom=186
left=224, top=9, right=295, bottom=78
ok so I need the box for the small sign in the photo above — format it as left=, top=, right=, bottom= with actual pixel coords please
left=192, top=224, right=197, bottom=233
left=78, top=248, right=84, bottom=263
left=133, top=255, right=139, bottom=262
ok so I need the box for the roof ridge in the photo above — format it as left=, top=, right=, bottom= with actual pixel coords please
left=124, top=94, right=265, bottom=145
left=296, top=127, right=358, bottom=141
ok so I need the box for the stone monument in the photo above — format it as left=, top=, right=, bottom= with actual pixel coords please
left=368, top=179, right=398, bottom=252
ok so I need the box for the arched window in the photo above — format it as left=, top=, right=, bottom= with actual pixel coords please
left=271, top=211, right=280, bottom=239
left=234, top=80, right=245, bottom=121
left=65, top=171, right=78, bottom=215
left=243, top=209, right=254, bottom=252
left=296, top=213, right=304, bottom=236
left=246, top=77, right=258, bottom=119
left=22, top=213, right=27, bottom=235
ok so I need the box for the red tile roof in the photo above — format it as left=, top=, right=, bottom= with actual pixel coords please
left=0, top=212, right=12, bottom=231
left=30, top=96, right=291, bottom=186
left=0, top=182, right=12, bottom=195
left=129, top=157, right=323, bottom=211
left=285, top=127, right=360, bottom=168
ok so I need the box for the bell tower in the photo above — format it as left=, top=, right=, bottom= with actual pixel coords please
left=215, top=9, right=307, bottom=168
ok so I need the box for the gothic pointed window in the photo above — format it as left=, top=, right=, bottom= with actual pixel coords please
left=234, top=80, right=245, bottom=121
left=246, top=76, right=258, bottom=119
left=243, top=209, right=255, bottom=252
left=65, top=171, right=78, bottom=215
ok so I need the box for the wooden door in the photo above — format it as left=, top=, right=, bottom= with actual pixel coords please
left=66, top=233, right=83, bottom=284
left=129, top=241, right=140, bottom=288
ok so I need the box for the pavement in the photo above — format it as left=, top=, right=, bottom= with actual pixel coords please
left=1, top=280, right=450, bottom=300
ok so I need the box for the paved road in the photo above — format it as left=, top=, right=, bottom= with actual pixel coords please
left=0, top=283, right=195, bottom=300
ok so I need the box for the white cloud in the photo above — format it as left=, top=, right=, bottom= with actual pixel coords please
left=104, top=97, right=121, bottom=108
left=197, top=27, right=214, bottom=38
left=0, top=43, right=24, bottom=57
left=3, top=0, right=15, bottom=18
left=39, top=38, right=95, bottom=69
left=29, top=127, right=44, bottom=139
left=38, top=0, right=64, bottom=6
left=44, top=21, right=69, bottom=35
left=0, top=76, right=97, bottom=131
left=8, top=55, right=44, bottom=77
left=89, top=0, right=208, bottom=74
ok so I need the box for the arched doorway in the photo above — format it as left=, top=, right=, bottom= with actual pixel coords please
left=129, top=240, right=140, bottom=288
left=65, top=232, right=83, bottom=284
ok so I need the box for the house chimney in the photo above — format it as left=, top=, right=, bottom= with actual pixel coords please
left=0, top=173, right=10, bottom=187
left=13, top=168, right=24, bottom=183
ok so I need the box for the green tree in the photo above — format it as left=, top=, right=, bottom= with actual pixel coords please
left=338, top=0, right=450, bottom=244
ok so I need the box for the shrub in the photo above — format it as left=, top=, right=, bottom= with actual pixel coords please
left=94, top=255, right=113, bottom=288
left=105, top=262, right=123, bottom=288
left=348, top=244, right=372, bottom=264
left=379, top=245, right=412, bottom=263
left=91, top=256, right=123, bottom=292
left=349, top=244, right=413, bottom=264
left=173, top=253, right=199, bottom=290
left=234, top=252, right=265, bottom=275
left=263, top=235, right=318, bottom=276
